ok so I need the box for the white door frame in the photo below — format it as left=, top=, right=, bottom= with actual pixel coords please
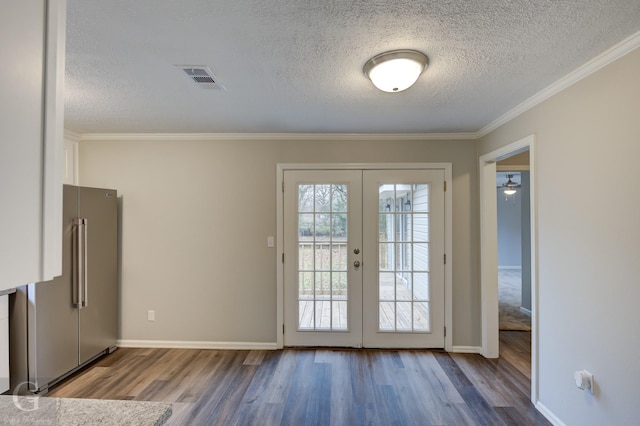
left=276, top=163, right=453, bottom=351
left=479, top=135, right=538, bottom=404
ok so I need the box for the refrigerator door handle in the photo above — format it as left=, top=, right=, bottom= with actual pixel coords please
left=73, top=218, right=83, bottom=308
left=82, top=218, right=89, bottom=308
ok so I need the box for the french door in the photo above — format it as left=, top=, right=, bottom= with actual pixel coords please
left=283, top=168, right=445, bottom=348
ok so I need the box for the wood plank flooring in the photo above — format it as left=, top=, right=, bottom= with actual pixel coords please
left=48, top=331, right=548, bottom=425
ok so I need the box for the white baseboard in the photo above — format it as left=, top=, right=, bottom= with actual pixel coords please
left=451, top=346, right=482, bottom=354
left=117, top=340, right=278, bottom=350
left=498, top=266, right=522, bottom=270
left=536, top=401, right=566, bottom=426
left=520, top=306, right=532, bottom=316
left=115, top=342, right=492, bottom=354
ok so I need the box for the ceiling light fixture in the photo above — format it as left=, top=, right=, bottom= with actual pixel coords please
left=499, top=174, right=521, bottom=199
left=363, top=50, right=429, bottom=93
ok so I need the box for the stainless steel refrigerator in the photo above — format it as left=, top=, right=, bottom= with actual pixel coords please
left=10, top=185, right=119, bottom=393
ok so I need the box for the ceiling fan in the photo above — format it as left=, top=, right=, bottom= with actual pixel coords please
left=499, top=174, right=521, bottom=196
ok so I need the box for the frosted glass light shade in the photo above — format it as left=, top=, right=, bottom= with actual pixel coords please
left=500, top=174, right=520, bottom=196
left=364, top=50, right=429, bottom=93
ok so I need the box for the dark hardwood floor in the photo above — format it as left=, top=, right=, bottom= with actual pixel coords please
left=48, top=331, right=548, bottom=425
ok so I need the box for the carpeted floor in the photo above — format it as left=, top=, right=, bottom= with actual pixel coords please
left=499, top=269, right=531, bottom=331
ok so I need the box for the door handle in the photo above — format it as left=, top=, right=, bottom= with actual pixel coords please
left=353, top=260, right=361, bottom=268
left=73, top=219, right=81, bottom=307
left=82, top=219, right=89, bottom=307
left=74, top=218, right=89, bottom=308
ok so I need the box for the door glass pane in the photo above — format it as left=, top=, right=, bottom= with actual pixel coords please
left=299, top=272, right=313, bottom=299
left=332, top=214, right=347, bottom=238
left=331, top=244, right=347, bottom=270
left=299, top=244, right=313, bottom=270
left=315, top=214, right=330, bottom=240
left=332, top=301, right=347, bottom=330
left=315, top=244, right=330, bottom=270
left=332, top=185, right=348, bottom=212
left=379, top=243, right=394, bottom=271
left=332, top=272, right=347, bottom=300
left=379, top=213, right=393, bottom=241
left=379, top=272, right=395, bottom=301
left=413, top=273, right=429, bottom=301
left=413, top=302, right=430, bottom=332
left=315, top=271, right=330, bottom=296
left=379, top=302, right=395, bottom=331
left=413, top=214, right=429, bottom=242
left=377, top=183, right=431, bottom=332
left=396, top=273, right=412, bottom=301
left=297, top=183, right=349, bottom=331
left=395, top=243, right=412, bottom=271
left=316, top=301, right=330, bottom=329
left=298, top=185, right=314, bottom=212
left=395, top=214, right=411, bottom=242
left=299, top=301, right=313, bottom=329
left=413, top=243, right=429, bottom=271
left=396, top=302, right=412, bottom=331
left=412, top=184, right=429, bottom=212
left=315, top=185, right=331, bottom=212
left=298, top=214, right=313, bottom=239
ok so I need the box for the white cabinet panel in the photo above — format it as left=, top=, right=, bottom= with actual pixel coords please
left=0, top=295, right=8, bottom=393
left=0, top=0, right=66, bottom=291
left=41, top=0, right=66, bottom=281
left=0, top=1, right=46, bottom=289
left=64, top=136, right=79, bottom=185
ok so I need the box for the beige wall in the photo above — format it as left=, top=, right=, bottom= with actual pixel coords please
left=496, top=150, right=529, bottom=167
left=480, top=47, right=640, bottom=424
left=79, top=138, right=480, bottom=346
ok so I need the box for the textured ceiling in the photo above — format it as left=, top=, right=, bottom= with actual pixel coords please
left=64, top=0, right=640, bottom=134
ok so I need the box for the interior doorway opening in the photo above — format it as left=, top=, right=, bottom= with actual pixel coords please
left=479, top=135, right=538, bottom=405
left=496, top=157, right=532, bottom=332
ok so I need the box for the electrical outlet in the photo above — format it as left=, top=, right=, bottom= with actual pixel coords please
left=574, top=370, right=594, bottom=394
left=147, top=310, right=155, bottom=321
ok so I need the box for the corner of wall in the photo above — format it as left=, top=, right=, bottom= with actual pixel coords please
left=63, top=130, right=80, bottom=185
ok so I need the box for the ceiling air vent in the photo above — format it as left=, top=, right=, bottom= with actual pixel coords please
left=176, top=65, right=225, bottom=90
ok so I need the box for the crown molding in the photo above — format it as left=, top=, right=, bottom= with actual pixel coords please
left=64, top=129, right=81, bottom=141
left=74, top=132, right=478, bottom=142
left=478, top=30, right=640, bottom=138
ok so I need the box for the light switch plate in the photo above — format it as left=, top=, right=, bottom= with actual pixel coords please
left=267, top=236, right=275, bottom=248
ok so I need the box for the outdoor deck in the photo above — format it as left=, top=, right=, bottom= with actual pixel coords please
left=298, top=273, right=430, bottom=332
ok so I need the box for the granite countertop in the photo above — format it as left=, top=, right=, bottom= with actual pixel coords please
left=0, top=396, right=172, bottom=425
left=0, top=288, right=16, bottom=297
